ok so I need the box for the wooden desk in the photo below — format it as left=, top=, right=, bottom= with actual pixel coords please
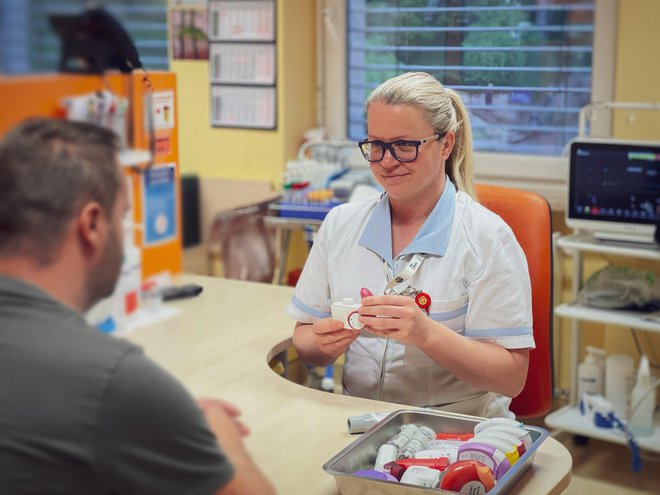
left=128, top=276, right=571, bottom=495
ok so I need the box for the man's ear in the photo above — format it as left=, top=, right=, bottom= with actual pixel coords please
left=77, top=202, right=106, bottom=252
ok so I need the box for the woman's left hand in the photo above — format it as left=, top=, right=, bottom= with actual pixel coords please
left=358, top=294, right=431, bottom=347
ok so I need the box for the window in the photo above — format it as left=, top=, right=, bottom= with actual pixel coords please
left=320, top=0, right=616, bottom=208
left=0, top=0, right=168, bottom=74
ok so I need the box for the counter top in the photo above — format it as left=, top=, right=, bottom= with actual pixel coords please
left=128, top=275, right=571, bottom=494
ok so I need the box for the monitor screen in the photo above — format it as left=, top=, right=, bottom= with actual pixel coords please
left=567, top=139, right=660, bottom=243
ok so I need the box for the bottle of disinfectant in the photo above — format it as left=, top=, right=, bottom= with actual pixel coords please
left=629, top=355, right=656, bottom=437
left=577, top=346, right=606, bottom=400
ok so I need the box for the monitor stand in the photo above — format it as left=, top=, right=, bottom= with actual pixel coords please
left=594, top=230, right=656, bottom=245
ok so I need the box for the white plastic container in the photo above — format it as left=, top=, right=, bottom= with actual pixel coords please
left=577, top=346, right=606, bottom=398
left=629, top=355, right=656, bottom=437
left=605, top=354, right=635, bottom=420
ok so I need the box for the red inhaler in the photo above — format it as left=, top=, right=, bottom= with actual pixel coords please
left=436, top=432, right=474, bottom=441
left=395, top=457, right=450, bottom=471
left=440, top=460, right=495, bottom=493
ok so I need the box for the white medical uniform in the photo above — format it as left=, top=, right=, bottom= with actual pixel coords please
left=287, top=179, right=534, bottom=418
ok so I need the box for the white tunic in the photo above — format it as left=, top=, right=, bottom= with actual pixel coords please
left=287, top=179, right=535, bottom=417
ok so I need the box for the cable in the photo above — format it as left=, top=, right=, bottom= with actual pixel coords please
left=643, top=330, right=659, bottom=365
left=631, top=328, right=644, bottom=358
left=631, top=328, right=660, bottom=370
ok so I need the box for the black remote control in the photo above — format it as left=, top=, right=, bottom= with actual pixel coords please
left=160, top=284, right=203, bottom=301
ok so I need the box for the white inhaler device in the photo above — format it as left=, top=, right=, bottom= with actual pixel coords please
left=331, top=297, right=364, bottom=330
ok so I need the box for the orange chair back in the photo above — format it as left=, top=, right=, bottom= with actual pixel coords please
left=475, top=184, right=553, bottom=418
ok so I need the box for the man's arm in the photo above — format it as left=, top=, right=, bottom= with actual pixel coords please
left=198, top=400, right=275, bottom=495
left=95, top=349, right=274, bottom=495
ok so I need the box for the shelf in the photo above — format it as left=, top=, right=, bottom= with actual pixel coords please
left=555, top=303, right=660, bottom=332
left=556, top=233, right=660, bottom=260
left=118, top=149, right=152, bottom=167
left=545, top=405, right=660, bottom=453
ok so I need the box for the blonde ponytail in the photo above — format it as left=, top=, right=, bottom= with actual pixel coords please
left=445, top=88, right=476, bottom=200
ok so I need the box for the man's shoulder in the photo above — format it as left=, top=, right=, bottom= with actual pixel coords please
left=0, top=283, right=140, bottom=377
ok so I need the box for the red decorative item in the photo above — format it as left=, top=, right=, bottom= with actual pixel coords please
left=415, top=292, right=431, bottom=311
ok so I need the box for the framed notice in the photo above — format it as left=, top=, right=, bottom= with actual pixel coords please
left=210, top=43, right=275, bottom=84
left=211, top=85, right=276, bottom=130
left=208, top=0, right=277, bottom=130
left=208, top=0, right=275, bottom=41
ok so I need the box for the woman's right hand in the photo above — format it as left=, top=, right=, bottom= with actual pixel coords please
left=305, top=318, right=361, bottom=360
left=293, top=318, right=361, bottom=366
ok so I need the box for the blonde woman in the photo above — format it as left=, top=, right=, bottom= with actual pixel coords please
left=289, top=72, right=533, bottom=418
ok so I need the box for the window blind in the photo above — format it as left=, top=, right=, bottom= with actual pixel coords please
left=347, top=0, right=595, bottom=155
left=0, top=0, right=168, bottom=74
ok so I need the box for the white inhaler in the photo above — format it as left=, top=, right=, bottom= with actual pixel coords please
left=331, top=297, right=364, bottom=330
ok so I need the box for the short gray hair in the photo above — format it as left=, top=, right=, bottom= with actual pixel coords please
left=366, top=72, right=476, bottom=199
left=0, top=118, right=121, bottom=264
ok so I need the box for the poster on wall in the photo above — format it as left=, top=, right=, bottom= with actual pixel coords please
left=210, top=43, right=275, bottom=84
left=146, top=90, right=176, bottom=158
left=208, top=0, right=275, bottom=41
left=152, top=90, right=176, bottom=130
left=208, top=0, right=276, bottom=130
left=170, top=5, right=209, bottom=60
left=210, top=85, right=276, bottom=129
left=142, top=164, right=178, bottom=246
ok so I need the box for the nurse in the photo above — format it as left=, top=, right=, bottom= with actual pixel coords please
left=289, top=72, right=534, bottom=418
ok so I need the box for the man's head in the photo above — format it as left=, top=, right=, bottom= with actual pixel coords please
left=0, top=118, right=127, bottom=309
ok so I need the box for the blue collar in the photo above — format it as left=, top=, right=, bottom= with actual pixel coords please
left=358, top=178, right=456, bottom=266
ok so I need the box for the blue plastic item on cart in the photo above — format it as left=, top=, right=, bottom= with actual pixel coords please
left=275, top=200, right=343, bottom=220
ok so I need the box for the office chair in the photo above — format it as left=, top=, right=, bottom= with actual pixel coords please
left=475, top=183, right=554, bottom=418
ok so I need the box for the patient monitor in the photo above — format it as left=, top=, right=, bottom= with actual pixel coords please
left=566, top=139, right=660, bottom=244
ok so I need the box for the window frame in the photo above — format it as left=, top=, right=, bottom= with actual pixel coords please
left=318, top=0, right=617, bottom=211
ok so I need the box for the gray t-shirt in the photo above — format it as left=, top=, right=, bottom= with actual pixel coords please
left=0, top=276, right=234, bottom=494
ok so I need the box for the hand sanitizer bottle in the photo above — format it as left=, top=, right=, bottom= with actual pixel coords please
left=629, top=355, right=656, bottom=437
left=577, top=346, right=606, bottom=399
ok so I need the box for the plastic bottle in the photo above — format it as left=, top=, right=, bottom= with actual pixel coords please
left=629, top=355, right=656, bottom=437
left=386, top=424, right=418, bottom=450
left=577, top=346, right=606, bottom=399
left=398, top=426, right=436, bottom=459
left=605, top=354, right=635, bottom=420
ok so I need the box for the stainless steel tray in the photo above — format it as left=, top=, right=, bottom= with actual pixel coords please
left=323, top=409, right=549, bottom=495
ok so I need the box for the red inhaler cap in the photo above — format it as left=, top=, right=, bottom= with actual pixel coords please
left=395, top=457, right=450, bottom=471
left=436, top=432, right=474, bottom=441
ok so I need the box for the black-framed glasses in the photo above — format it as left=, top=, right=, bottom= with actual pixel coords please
left=358, top=132, right=445, bottom=163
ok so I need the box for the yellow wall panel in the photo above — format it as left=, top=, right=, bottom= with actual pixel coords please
left=173, top=0, right=317, bottom=185
left=613, top=0, right=660, bottom=139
